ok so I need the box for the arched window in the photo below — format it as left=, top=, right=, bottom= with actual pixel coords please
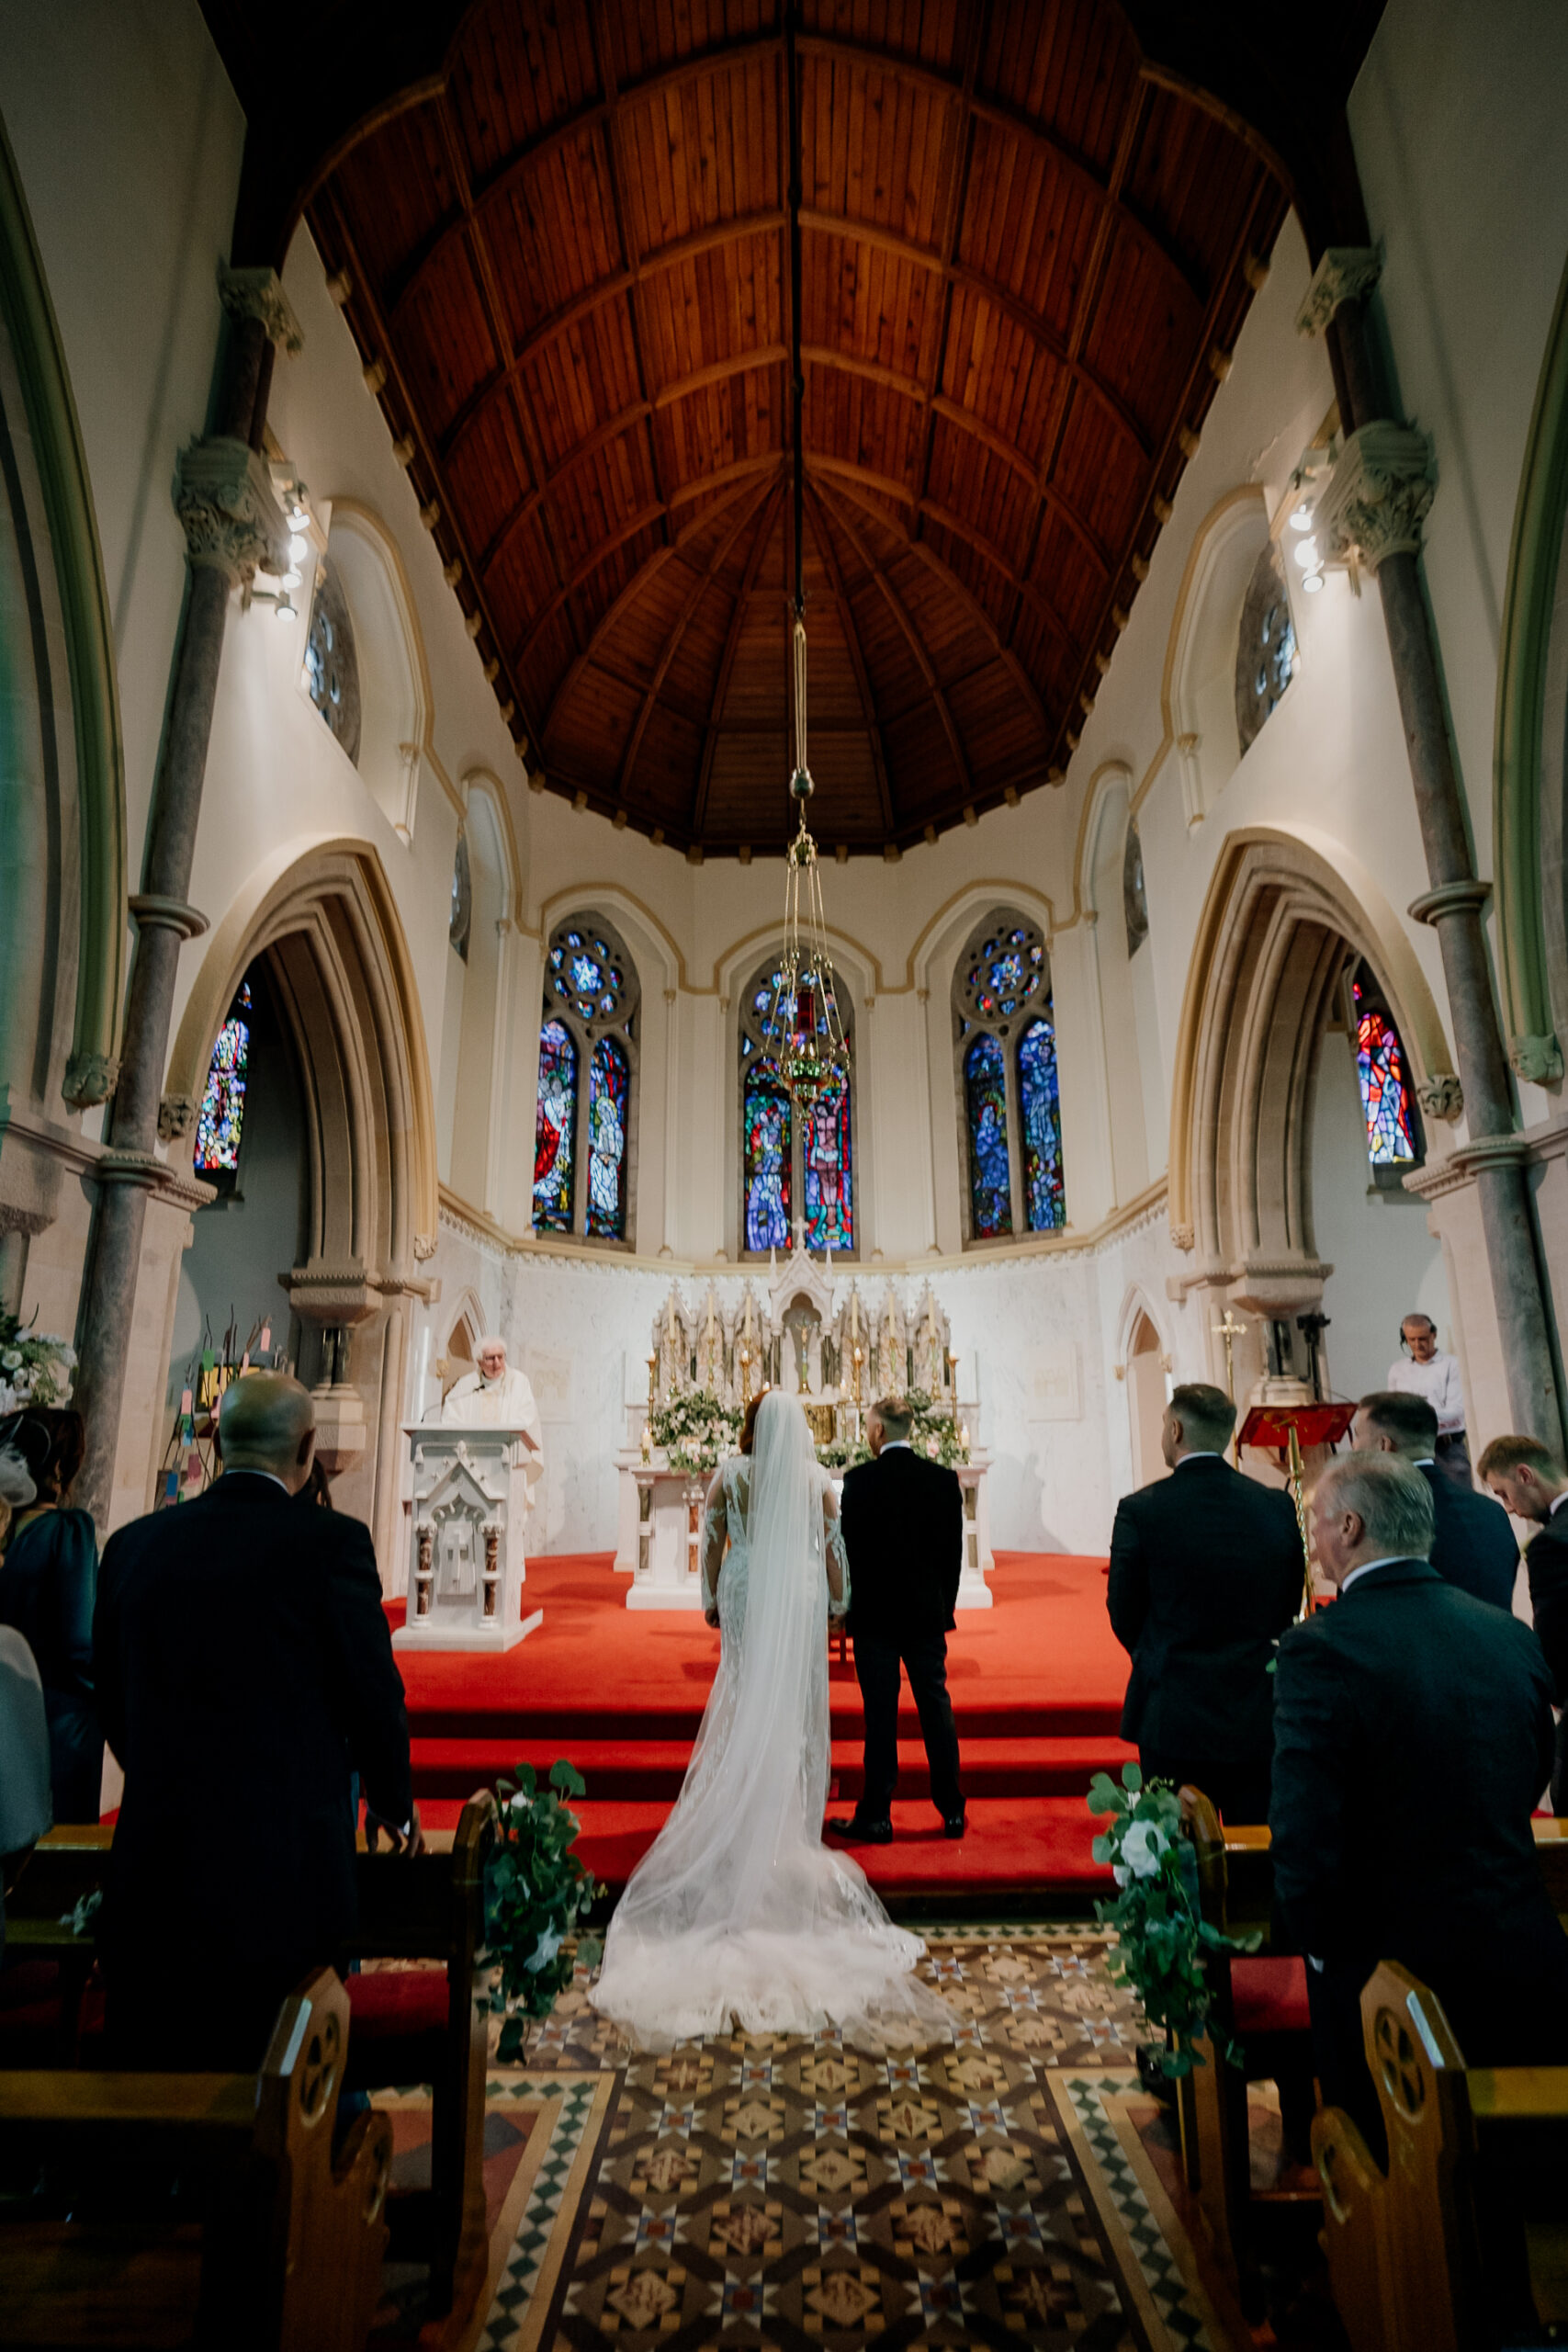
left=304, top=561, right=362, bottom=764
left=953, top=910, right=1066, bottom=1244
left=1350, top=962, right=1420, bottom=1173
left=194, top=977, right=254, bottom=1192
left=532, top=913, right=639, bottom=1244
left=739, top=956, right=855, bottom=1255
left=1122, top=820, right=1149, bottom=956
left=1235, top=539, right=1297, bottom=754
left=448, top=829, right=471, bottom=962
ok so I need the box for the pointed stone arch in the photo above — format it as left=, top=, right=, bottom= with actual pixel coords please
left=1168, top=827, right=1458, bottom=1342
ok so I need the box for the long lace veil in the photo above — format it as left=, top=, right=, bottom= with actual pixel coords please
left=590, top=1391, right=951, bottom=2047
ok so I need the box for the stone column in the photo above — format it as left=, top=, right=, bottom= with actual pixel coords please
left=73, top=267, right=301, bottom=1528
left=1301, top=248, right=1562, bottom=1445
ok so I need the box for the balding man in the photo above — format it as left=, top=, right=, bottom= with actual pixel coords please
left=93, top=1374, right=414, bottom=2067
left=1271, top=1453, right=1568, bottom=2156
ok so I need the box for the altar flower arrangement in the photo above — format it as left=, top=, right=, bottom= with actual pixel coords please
left=648, top=1386, right=741, bottom=1473
left=818, top=1388, right=970, bottom=1473
left=484, top=1759, right=605, bottom=2057
left=1088, top=1763, right=1258, bottom=2076
left=0, top=1311, right=76, bottom=1414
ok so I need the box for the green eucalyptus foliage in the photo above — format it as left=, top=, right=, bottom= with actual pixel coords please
left=1087, top=1764, right=1259, bottom=2078
left=484, top=1758, right=606, bottom=2061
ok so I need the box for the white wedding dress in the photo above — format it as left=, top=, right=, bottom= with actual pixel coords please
left=589, top=1391, right=951, bottom=2048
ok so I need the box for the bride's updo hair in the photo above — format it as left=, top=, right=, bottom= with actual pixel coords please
left=739, top=1386, right=771, bottom=1455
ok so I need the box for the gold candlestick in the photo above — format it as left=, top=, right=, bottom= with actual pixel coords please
left=647, top=1351, right=659, bottom=1410
left=852, top=1343, right=863, bottom=1405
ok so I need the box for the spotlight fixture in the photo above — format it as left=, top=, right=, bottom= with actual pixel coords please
left=1289, top=503, right=1314, bottom=532
left=1292, top=536, right=1320, bottom=570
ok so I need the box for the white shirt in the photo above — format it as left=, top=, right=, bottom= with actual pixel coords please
left=1385, top=1351, right=1466, bottom=1434
left=1551, top=1491, right=1568, bottom=1520
left=220, top=1466, right=290, bottom=1493
left=1339, top=1553, right=1408, bottom=1594
left=880, top=1439, right=912, bottom=1453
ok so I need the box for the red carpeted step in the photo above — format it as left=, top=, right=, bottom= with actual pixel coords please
left=410, top=1733, right=1136, bottom=1803
left=414, top=1793, right=1112, bottom=1898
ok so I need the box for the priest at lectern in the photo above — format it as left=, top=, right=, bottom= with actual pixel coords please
left=438, top=1335, right=544, bottom=1503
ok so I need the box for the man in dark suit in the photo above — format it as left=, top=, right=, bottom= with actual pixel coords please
left=829, top=1395, right=964, bottom=1844
left=1479, top=1431, right=1568, bottom=1812
left=94, top=1373, right=416, bottom=2067
left=1108, top=1381, right=1302, bottom=1823
left=1354, top=1390, right=1517, bottom=1609
left=1271, top=1451, right=1568, bottom=2160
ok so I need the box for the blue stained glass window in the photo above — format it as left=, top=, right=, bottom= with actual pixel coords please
left=1352, top=978, right=1416, bottom=1165
left=1019, top=1008, right=1066, bottom=1231
left=586, top=1037, right=629, bottom=1239
left=803, top=1077, right=852, bottom=1252
left=743, top=1060, right=792, bottom=1252
left=194, top=981, right=253, bottom=1173
left=570, top=954, right=603, bottom=997
left=533, top=1018, right=578, bottom=1231
left=964, top=1034, right=1012, bottom=1238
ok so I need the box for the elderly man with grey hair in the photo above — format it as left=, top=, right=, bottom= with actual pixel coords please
left=438, top=1332, right=544, bottom=1503
left=1270, top=1451, right=1568, bottom=2160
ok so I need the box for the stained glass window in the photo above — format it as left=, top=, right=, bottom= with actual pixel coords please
left=743, top=1059, right=793, bottom=1253
left=304, top=561, right=362, bottom=764
left=194, top=981, right=253, bottom=1175
left=1352, top=974, right=1417, bottom=1166
left=449, top=830, right=471, bottom=961
left=802, top=1077, right=852, bottom=1252
left=533, top=1019, right=578, bottom=1232
left=586, top=1037, right=629, bottom=1239
left=1019, top=1009, right=1066, bottom=1231
left=964, top=1035, right=1013, bottom=1238
left=1235, top=539, right=1296, bottom=753
left=738, top=954, right=855, bottom=1256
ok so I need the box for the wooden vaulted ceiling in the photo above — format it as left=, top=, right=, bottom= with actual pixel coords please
left=287, top=2, right=1294, bottom=854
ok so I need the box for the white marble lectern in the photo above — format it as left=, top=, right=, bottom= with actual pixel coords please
left=395, top=1423, right=542, bottom=1653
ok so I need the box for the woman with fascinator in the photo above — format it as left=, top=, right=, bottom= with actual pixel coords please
left=589, top=1388, right=950, bottom=2048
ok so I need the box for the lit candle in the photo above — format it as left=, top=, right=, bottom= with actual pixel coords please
left=960, top=1422, right=970, bottom=1451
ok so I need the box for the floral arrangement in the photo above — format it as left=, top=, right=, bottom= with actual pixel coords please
left=0, top=1311, right=76, bottom=1415
left=1088, top=1764, right=1258, bottom=2076
left=484, top=1760, right=605, bottom=2059
left=648, top=1386, right=741, bottom=1473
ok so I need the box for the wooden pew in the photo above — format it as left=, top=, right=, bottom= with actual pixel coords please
left=1314, top=1960, right=1568, bottom=2352
left=0, top=1791, right=499, bottom=2322
left=0, top=1967, right=390, bottom=2351
left=1176, top=1805, right=1568, bottom=2326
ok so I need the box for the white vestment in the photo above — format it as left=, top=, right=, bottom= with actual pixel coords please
left=438, top=1368, right=544, bottom=1492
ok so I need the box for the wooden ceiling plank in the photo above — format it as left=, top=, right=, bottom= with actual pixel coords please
left=806, top=481, right=894, bottom=834
left=795, top=28, right=1204, bottom=304
left=818, top=482, right=973, bottom=803
left=928, top=392, right=1111, bottom=573
left=694, top=477, right=787, bottom=835
left=310, top=181, right=546, bottom=754
left=911, top=3, right=987, bottom=555
left=667, top=451, right=783, bottom=512
left=620, top=474, right=782, bottom=798
left=387, top=95, right=609, bottom=320
left=517, top=501, right=666, bottom=669
left=589, top=8, right=672, bottom=559
left=801, top=343, right=926, bottom=403
left=798, top=208, right=1150, bottom=459
left=652, top=342, right=789, bottom=409
left=478, top=399, right=654, bottom=577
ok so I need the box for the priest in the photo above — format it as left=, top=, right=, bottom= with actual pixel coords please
left=438, top=1335, right=544, bottom=1506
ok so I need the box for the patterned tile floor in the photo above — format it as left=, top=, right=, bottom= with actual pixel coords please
left=483, top=1928, right=1168, bottom=2351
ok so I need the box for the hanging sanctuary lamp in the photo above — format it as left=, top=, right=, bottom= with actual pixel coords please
left=757, top=0, right=851, bottom=1119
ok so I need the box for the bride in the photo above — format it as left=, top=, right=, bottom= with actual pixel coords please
left=589, top=1388, right=951, bottom=2047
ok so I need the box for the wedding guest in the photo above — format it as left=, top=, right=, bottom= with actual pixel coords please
left=1271, top=1453, right=1568, bottom=2159
left=0, top=1407, right=102, bottom=1823
left=1386, top=1313, right=1471, bottom=1487
left=94, top=1373, right=417, bottom=2069
left=1354, top=1390, right=1517, bottom=1609
left=1478, top=1432, right=1568, bottom=1810
left=1108, top=1383, right=1301, bottom=1822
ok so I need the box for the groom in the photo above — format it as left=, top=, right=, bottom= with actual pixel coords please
left=829, top=1396, right=965, bottom=1843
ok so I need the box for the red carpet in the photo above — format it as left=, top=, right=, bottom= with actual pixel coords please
left=390, top=1551, right=1129, bottom=1903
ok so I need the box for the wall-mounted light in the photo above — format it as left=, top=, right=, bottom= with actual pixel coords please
left=249, top=586, right=297, bottom=623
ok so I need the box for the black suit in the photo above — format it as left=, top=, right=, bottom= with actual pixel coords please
left=1419, top=1459, right=1517, bottom=1611
left=1107, top=1454, right=1302, bottom=1822
left=1523, top=1515, right=1568, bottom=1810
left=840, top=1445, right=964, bottom=1822
left=94, top=1472, right=412, bottom=2065
left=1270, top=1560, right=1568, bottom=2155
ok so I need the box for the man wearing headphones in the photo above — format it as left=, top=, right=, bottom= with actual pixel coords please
left=1386, top=1313, right=1470, bottom=1489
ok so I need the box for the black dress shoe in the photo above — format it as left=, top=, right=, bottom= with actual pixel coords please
left=828, top=1815, right=893, bottom=1844
left=942, top=1812, right=967, bottom=1839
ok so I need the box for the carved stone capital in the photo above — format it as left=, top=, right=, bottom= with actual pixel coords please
left=1509, top=1032, right=1564, bottom=1084
left=1416, top=1073, right=1465, bottom=1123
left=218, top=264, right=304, bottom=355
left=1314, top=422, right=1437, bottom=571
left=158, top=1093, right=199, bottom=1143
left=174, top=435, right=289, bottom=585
left=62, top=1050, right=120, bottom=1108
left=1296, top=244, right=1383, bottom=337
left=412, top=1232, right=438, bottom=1261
